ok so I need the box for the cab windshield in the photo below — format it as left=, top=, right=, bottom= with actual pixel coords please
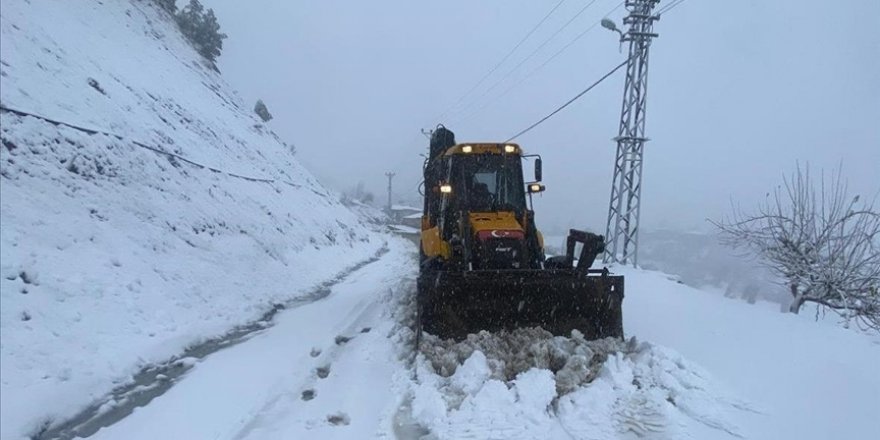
left=453, top=154, right=526, bottom=212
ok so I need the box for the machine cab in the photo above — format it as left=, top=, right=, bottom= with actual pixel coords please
left=444, top=144, right=527, bottom=213
left=422, top=142, right=544, bottom=270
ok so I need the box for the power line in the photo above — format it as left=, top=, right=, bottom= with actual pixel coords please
left=504, top=57, right=629, bottom=142
left=431, top=0, right=567, bottom=124
left=450, top=0, right=604, bottom=123
left=455, top=1, right=626, bottom=125
left=658, top=0, right=687, bottom=15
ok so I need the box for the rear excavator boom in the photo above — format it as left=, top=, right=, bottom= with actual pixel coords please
left=417, top=126, right=624, bottom=340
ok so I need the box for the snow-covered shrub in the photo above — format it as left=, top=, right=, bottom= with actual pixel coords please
left=254, top=99, right=273, bottom=122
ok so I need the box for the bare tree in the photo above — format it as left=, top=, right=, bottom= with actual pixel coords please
left=713, top=164, right=880, bottom=331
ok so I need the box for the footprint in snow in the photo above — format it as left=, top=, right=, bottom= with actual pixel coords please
left=334, top=335, right=352, bottom=345
left=327, top=412, right=350, bottom=426
left=316, top=365, right=330, bottom=379
left=360, top=327, right=371, bottom=333
left=310, top=347, right=321, bottom=357
left=301, top=389, right=316, bottom=401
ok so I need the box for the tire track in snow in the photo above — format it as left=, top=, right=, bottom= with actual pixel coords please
left=229, top=291, right=384, bottom=440
left=33, top=245, right=389, bottom=440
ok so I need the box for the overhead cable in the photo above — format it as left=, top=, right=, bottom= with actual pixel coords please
left=454, top=0, right=603, bottom=121
left=431, top=0, right=567, bottom=124
left=455, top=1, right=625, bottom=125
left=658, top=0, right=687, bottom=16
left=504, top=57, right=628, bottom=142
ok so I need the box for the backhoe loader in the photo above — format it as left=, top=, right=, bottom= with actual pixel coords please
left=417, top=126, right=624, bottom=340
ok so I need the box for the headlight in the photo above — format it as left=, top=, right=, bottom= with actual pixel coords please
left=528, top=183, right=545, bottom=193
left=440, top=184, right=453, bottom=194
left=504, top=144, right=516, bottom=153
left=462, top=145, right=473, bottom=153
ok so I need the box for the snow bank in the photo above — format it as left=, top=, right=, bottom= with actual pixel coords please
left=0, top=1, right=384, bottom=438
left=412, top=328, right=747, bottom=439
left=419, top=328, right=625, bottom=395
left=620, top=265, right=880, bottom=439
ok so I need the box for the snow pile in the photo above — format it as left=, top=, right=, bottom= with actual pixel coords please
left=411, top=328, right=747, bottom=439
left=0, top=0, right=384, bottom=438
left=419, top=328, right=627, bottom=395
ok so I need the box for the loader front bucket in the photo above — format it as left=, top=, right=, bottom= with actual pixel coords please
left=417, top=269, right=624, bottom=340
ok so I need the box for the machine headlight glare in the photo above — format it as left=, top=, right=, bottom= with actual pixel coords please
left=504, top=145, right=516, bottom=153
left=462, top=145, right=473, bottom=153
left=528, top=183, right=545, bottom=193
left=440, top=184, right=453, bottom=194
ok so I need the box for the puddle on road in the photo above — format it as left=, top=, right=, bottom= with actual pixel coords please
left=33, top=250, right=386, bottom=440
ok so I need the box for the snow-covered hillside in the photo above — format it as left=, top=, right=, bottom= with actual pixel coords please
left=0, top=1, right=385, bottom=438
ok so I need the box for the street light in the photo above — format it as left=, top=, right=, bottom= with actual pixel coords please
left=601, top=18, right=624, bottom=39
left=601, top=18, right=625, bottom=52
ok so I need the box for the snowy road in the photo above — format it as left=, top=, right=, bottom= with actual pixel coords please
left=34, top=238, right=879, bottom=440
left=80, top=239, right=416, bottom=440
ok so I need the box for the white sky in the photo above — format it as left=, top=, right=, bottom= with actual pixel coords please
left=203, top=0, right=879, bottom=233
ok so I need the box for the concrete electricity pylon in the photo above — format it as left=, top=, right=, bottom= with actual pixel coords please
left=385, top=172, right=396, bottom=213
left=603, top=0, right=660, bottom=266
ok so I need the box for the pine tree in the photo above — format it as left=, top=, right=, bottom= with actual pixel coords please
left=175, top=0, right=227, bottom=63
left=197, top=9, right=227, bottom=62
left=155, top=0, right=177, bottom=14
left=254, top=99, right=273, bottom=122
left=177, top=0, right=203, bottom=40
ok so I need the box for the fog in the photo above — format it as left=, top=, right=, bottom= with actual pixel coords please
left=203, top=0, right=879, bottom=234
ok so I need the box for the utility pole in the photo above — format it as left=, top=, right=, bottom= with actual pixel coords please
left=603, top=0, right=660, bottom=266
left=385, top=172, right=395, bottom=214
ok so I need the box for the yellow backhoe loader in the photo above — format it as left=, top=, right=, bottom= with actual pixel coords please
left=418, top=126, right=624, bottom=340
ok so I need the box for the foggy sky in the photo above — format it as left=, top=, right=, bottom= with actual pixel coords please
left=203, top=0, right=879, bottom=234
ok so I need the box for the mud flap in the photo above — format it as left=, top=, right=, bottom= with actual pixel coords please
left=417, top=269, right=623, bottom=340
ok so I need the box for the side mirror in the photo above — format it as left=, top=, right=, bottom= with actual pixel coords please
left=527, top=183, right=545, bottom=194
left=534, top=158, right=542, bottom=182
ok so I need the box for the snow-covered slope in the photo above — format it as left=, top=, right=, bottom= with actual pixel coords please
left=619, top=266, right=880, bottom=440
left=0, top=1, right=384, bottom=437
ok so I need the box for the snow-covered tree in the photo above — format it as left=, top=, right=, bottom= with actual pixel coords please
left=195, top=8, right=226, bottom=62
left=154, top=0, right=177, bottom=14
left=714, top=164, right=880, bottom=330
left=254, top=99, right=273, bottom=122
left=176, top=0, right=203, bottom=38
left=176, top=0, right=226, bottom=63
